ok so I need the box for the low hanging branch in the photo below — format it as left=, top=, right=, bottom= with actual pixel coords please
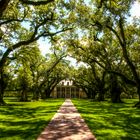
left=0, top=19, right=73, bottom=69
left=107, top=70, right=137, bottom=86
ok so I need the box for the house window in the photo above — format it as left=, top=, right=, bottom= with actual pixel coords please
left=62, top=82, right=64, bottom=85
left=67, top=82, right=69, bottom=86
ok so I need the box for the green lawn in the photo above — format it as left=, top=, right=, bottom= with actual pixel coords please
left=72, top=99, right=140, bottom=140
left=0, top=97, right=64, bottom=140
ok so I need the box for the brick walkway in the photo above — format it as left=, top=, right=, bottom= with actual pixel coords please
left=37, top=99, right=96, bottom=140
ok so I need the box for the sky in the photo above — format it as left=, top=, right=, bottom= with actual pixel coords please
left=131, top=1, right=140, bottom=18
left=38, top=1, right=140, bottom=66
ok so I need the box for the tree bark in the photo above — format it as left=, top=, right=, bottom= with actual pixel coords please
left=20, top=0, right=54, bottom=5
left=91, top=91, right=96, bottom=99
left=32, top=87, right=40, bottom=100
left=0, top=0, right=10, bottom=17
left=19, top=90, right=28, bottom=102
left=111, top=87, right=122, bottom=103
left=97, top=81, right=105, bottom=101
left=107, top=17, right=140, bottom=105
left=0, top=92, right=6, bottom=105
left=0, top=69, right=6, bottom=105
left=110, top=75, right=122, bottom=103
left=98, top=89, right=105, bottom=101
left=134, top=86, right=140, bottom=108
left=45, top=89, right=51, bottom=98
left=83, top=88, right=90, bottom=99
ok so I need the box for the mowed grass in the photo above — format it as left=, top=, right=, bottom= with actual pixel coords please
left=0, top=97, right=64, bottom=140
left=72, top=99, right=140, bottom=140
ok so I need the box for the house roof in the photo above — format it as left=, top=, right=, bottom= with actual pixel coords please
left=59, top=79, right=73, bottom=86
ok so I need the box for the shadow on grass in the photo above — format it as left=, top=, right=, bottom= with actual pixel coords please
left=0, top=98, right=64, bottom=140
left=72, top=99, right=140, bottom=140
left=0, top=120, right=49, bottom=140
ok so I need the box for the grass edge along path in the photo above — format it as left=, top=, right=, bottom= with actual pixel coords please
left=72, top=99, right=140, bottom=140
left=0, top=98, right=64, bottom=140
left=37, top=99, right=96, bottom=140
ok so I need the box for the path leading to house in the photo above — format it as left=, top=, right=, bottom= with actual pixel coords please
left=37, top=99, right=96, bottom=140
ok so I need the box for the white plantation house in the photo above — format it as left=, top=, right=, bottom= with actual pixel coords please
left=51, top=79, right=87, bottom=98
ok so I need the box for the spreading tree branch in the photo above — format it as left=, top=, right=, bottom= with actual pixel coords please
left=107, top=70, right=136, bottom=86
left=19, top=0, right=54, bottom=6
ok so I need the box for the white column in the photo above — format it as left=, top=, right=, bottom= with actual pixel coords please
left=65, top=87, right=66, bottom=98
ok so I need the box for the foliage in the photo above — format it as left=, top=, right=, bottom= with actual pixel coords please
left=0, top=0, right=73, bottom=104
left=61, top=0, right=140, bottom=104
left=0, top=0, right=140, bottom=106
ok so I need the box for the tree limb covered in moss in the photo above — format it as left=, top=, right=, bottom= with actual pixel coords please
left=107, top=70, right=136, bottom=86
left=0, top=17, right=72, bottom=69
left=19, top=0, right=54, bottom=6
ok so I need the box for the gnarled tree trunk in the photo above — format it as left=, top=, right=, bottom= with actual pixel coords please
left=134, top=86, right=140, bottom=108
left=0, top=69, right=6, bottom=105
left=19, top=88, right=28, bottom=102
left=110, top=75, right=122, bottom=103
left=111, top=86, right=122, bottom=103
left=98, top=89, right=105, bottom=101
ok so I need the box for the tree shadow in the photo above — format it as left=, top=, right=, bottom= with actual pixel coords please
left=0, top=99, right=64, bottom=140
left=72, top=99, right=140, bottom=140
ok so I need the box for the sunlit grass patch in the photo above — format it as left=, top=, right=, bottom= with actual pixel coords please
left=72, top=99, right=140, bottom=140
left=0, top=98, right=64, bottom=140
